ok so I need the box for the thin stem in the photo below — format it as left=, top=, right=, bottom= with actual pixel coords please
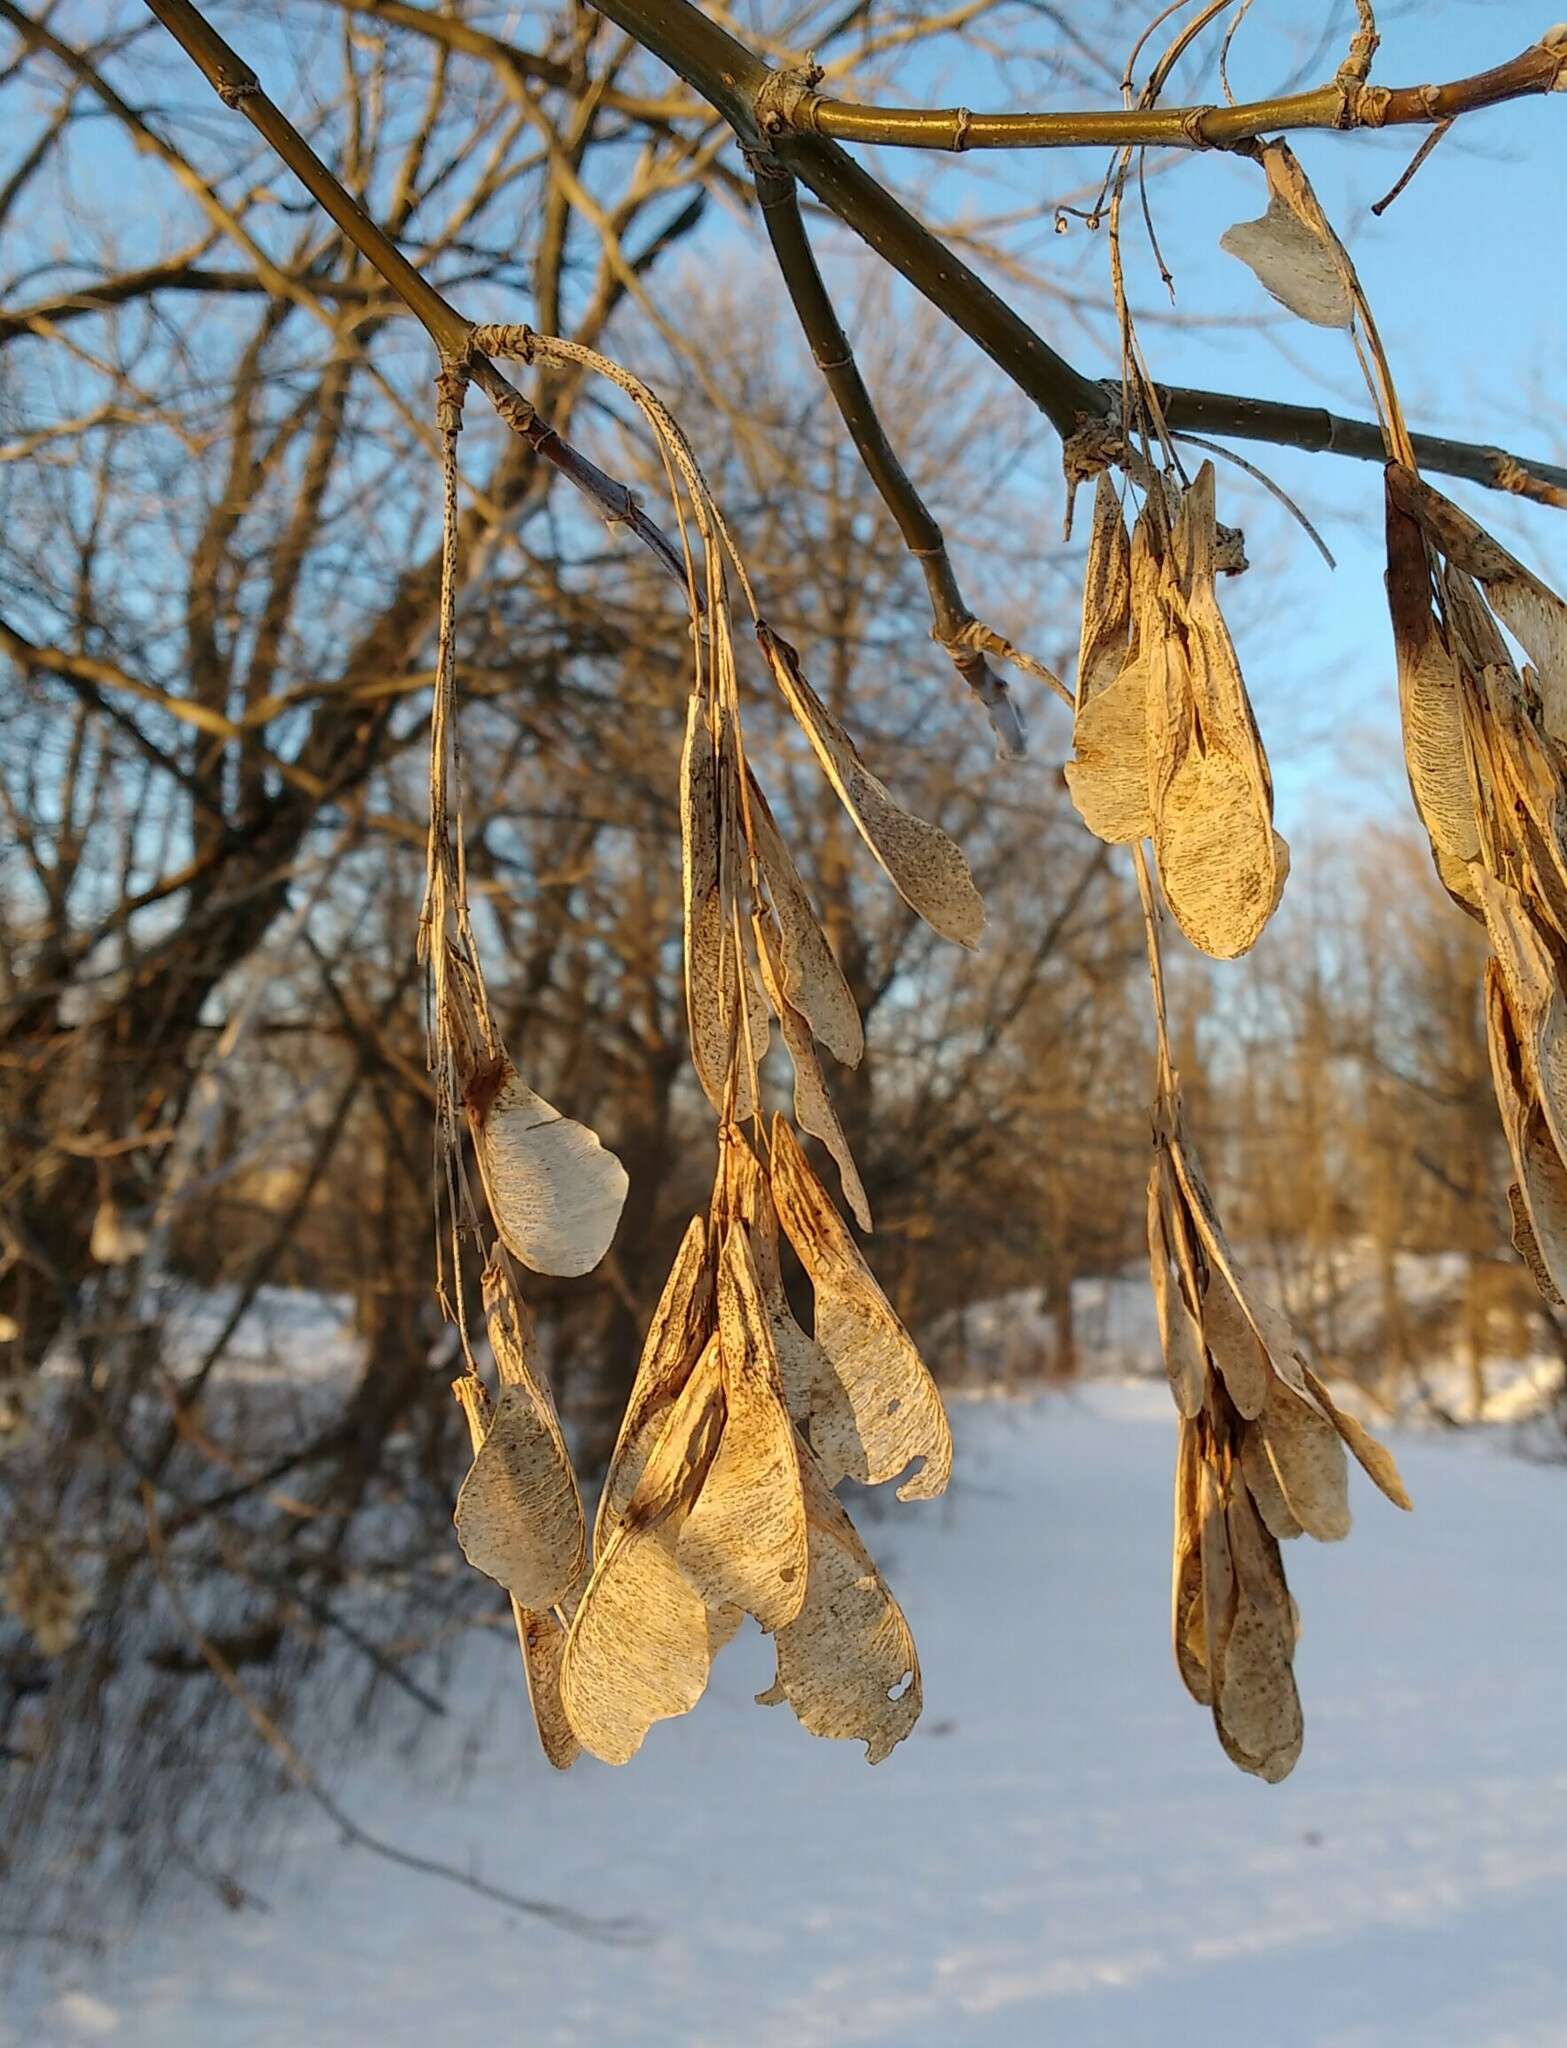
left=754, top=164, right=1032, bottom=748
left=799, top=33, right=1567, bottom=151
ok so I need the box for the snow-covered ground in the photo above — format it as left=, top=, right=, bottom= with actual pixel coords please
left=8, top=1383, right=1567, bottom=2048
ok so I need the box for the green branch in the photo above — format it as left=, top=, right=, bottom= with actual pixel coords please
left=799, top=31, right=1567, bottom=151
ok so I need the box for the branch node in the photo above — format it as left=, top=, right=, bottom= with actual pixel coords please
left=470, top=321, right=536, bottom=367
left=1062, top=406, right=1123, bottom=489
left=434, top=358, right=471, bottom=438
left=1343, top=80, right=1394, bottom=128
left=754, top=65, right=825, bottom=146
left=214, top=64, right=258, bottom=110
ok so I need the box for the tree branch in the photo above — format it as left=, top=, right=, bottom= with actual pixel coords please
left=1159, top=385, right=1567, bottom=509
left=137, top=0, right=1567, bottom=509
left=796, top=30, right=1567, bottom=151
left=754, top=162, right=1043, bottom=748
left=587, top=0, right=1567, bottom=505
left=585, top=0, right=1105, bottom=434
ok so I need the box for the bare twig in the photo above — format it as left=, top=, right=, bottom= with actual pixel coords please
left=753, top=163, right=1041, bottom=749
left=141, top=1486, right=648, bottom=1942
left=135, top=0, right=1567, bottom=507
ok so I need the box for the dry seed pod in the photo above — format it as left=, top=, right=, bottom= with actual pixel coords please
left=769, top=1116, right=952, bottom=1500
left=1387, top=464, right=1567, bottom=741
left=1474, top=870, right=1567, bottom=1159
left=1196, top=1452, right=1238, bottom=1697
left=1216, top=1482, right=1303, bottom=1783
left=594, top=1215, right=713, bottom=1553
left=1220, top=139, right=1355, bottom=329
left=1155, top=1083, right=1405, bottom=1778
left=469, top=1064, right=628, bottom=1278
left=747, top=775, right=864, bottom=1067
left=512, top=1600, right=580, bottom=1771
left=1151, top=466, right=1286, bottom=960
left=1257, top=1375, right=1351, bottom=1543
left=1067, top=655, right=1154, bottom=846
left=1385, top=481, right=1483, bottom=913
left=1066, top=488, right=1154, bottom=845
left=1238, top=1422, right=1304, bottom=1542
left=452, top=1261, right=585, bottom=1610
left=453, top=1372, right=581, bottom=1770
left=681, top=699, right=768, bottom=1117
left=676, top=1227, right=808, bottom=1632
left=680, top=691, right=727, bottom=1109
left=756, top=1439, right=922, bottom=1763
left=760, top=623, right=985, bottom=949
left=755, top=917, right=871, bottom=1230
left=722, top=1138, right=834, bottom=1435
left=1171, top=1420, right=1211, bottom=1704
left=1469, top=665, right=1567, bottom=936
left=1508, top=1180, right=1565, bottom=1306
left=560, top=1339, right=734, bottom=1765
left=1163, top=1111, right=1317, bottom=1417
left=1146, top=1159, right=1205, bottom=1419
left=1486, top=961, right=1567, bottom=1305
left=1077, top=470, right=1134, bottom=702
left=1299, top=1365, right=1413, bottom=1513
left=1197, top=1261, right=1269, bottom=1422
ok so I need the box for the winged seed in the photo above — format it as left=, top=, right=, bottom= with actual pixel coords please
left=474, top=1069, right=628, bottom=1277
left=769, top=1117, right=952, bottom=1500
left=1220, top=140, right=1355, bottom=329
left=761, top=625, right=984, bottom=948
left=676, top=1228, right=809, bottom=1632
left=757, top=1441, right=923, bottom=1763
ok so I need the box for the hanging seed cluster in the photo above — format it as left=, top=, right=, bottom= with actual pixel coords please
left=1066, top=462, right=1287, bottom=961
left=1386, top=465, right=1567, bottom=1299
left=1059, top=99, right=1428, bottom=1779
left=1152, top=1077, right=1409, bottom=1779
left=429, top=329, right=972, bottom=1768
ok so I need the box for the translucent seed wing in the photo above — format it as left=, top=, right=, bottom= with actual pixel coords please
left=1220, top=140, right=1355, bottom=329
left=761, top=624, right=984, bottom=948
left=759, top=1442, right=922, bottom=1764
left=452, top=1265, right=585, bottom=1610
left=474, top=1068, right=628, bottom=1278
left=677, top=1228, right=809, bottom=1632
left=770, top=1117, right=952, bottom=1500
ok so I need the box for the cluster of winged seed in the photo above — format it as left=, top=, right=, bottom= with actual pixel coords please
left=424, top=341, right=984, bottom=1771
left=1386, top=464, right=1567, bottom=1301
left=1150, top=1080, right=1411, bottom=1779
left=559, top=1125, right=949, bottom=1766
left=1066, top=463, right=1288, bottom=960
left=444, top=558, right=980, bottom=1765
